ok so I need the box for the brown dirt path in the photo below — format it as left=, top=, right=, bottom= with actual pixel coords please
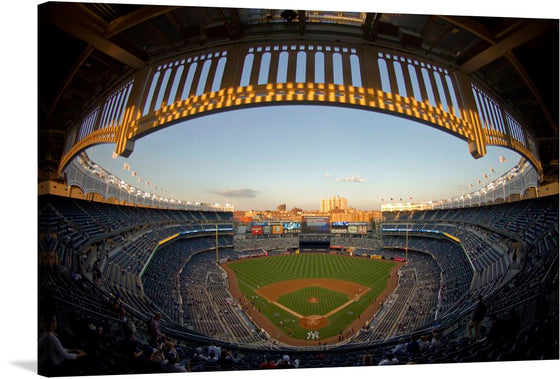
left=221, top=257, right=403, bottom=346
left=256, top=278, right=369, bottom=302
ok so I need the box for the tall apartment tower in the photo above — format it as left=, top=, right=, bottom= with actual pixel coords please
left=321, top=196, right=348, bottom=212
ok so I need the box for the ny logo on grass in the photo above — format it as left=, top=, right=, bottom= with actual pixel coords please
left=306, top=331, right=319, bottom=340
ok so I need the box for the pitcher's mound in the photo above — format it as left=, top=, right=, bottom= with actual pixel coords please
left=299, top=315, right=328, bottom=330
left=308, top=297, right=320, bottom=303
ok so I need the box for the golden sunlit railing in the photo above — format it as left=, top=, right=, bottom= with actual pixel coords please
left=58, top=41, right=542, bottom=178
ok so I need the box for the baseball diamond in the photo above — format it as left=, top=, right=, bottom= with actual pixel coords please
left=222, top=253, right=400, bottom=343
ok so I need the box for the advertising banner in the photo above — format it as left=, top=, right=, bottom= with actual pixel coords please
left=282, top=222, right=301, bottom=233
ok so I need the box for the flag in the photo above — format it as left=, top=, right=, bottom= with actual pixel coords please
left=138, top=177, right=142, bottom=182
left=490, top=167, right=495, bottom=173
left=381, top=198, right=385, bottom=201
left=146, top=181, right=150, bottom=186
left=112, top=151, right=118, bottom=159
left=499, top=155, right=507, bottom=163
left=477, top=179, right=481, bottom=184
left=409, top=196, right=413, bottom=200
left=123, top=163, right=130, bottom=171
left=132, top=171, right=137, bottom=177
left=483, top=173, right=488, bottom=179
left=469, top=184, right=473, bottom=188
left=390, top=198, right=393, bottom=201
left=399, top=198, right=403, bottom=201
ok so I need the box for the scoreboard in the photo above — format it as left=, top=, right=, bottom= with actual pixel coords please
left=301, top=216, right=330, bottom=234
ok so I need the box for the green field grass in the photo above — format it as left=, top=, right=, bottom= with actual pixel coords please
left=227, top=253, right=395, bottom=341
left=277, top=286, right=349, bottom=316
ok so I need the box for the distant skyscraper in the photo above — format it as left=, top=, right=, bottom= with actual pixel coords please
left=321, top=196, right=348, bottom=212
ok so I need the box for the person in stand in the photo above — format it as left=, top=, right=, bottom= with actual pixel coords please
left=406, top=334, right=421, bottom=355
left=277, top=354, right=298, bottom=368
left=477, top=314, right=508, bottom=343
left=419, top=335, right=431, bottom=352
left=467, top=295, right=487, bottom=339
left=192, top=347, right=208, bottom=363
left=378, top=353, right=400, bottom=366
left=162, top=349, right=190, bottom=372
left=207, top=342, right=221, bottom=359
left=118, top=328, right=144, bottom=361
left=392, top=337, right=407, bottom=355
left=149, top=313, right=163, bottom=346
left=38, top=312, right=86, bottom=376
left=260, top=355, right=278, bottom=369
left=429, top=331, right=443, bottom=350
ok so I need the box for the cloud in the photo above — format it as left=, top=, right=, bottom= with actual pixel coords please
left=212, top=188, right=259, bottom=198
left=335, top=175, right=366, bottom=183
left=324, top=173, right=331, bottom=178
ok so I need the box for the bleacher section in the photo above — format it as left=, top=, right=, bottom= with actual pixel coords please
left=38, top=194, right=558, bottom=375
left=354, top=250, right=440, bottom=342
left=382, top=195, right=558, bottom=319
left=179, top=247, right=263, bottom=344
left=141, top=236, right=234, bottom=324
left=38, top=194, right=233, bottom=251
left=380, top=237, right=473, bottom=317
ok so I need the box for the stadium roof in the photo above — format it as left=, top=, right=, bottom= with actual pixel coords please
left=38, top=2, right=559, bottom=184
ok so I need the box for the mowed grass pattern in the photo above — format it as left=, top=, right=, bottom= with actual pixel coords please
left=277, top=286, right=349, bottom=316
left=227, top=254, right=395, bottom=340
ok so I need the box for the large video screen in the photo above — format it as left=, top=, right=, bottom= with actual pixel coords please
left=331, top=221, right=348, bottom=234
left=301, top=216, right=330, bottom=234
left=282, top=222, right=301, bottom=233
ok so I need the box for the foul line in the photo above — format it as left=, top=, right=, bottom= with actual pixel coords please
left=271, top=301, right=304, bottom=318
left=324, top=287, right=371, bottom=317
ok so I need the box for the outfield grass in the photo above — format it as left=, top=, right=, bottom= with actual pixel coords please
left=227, top=253, right=395, bottom=340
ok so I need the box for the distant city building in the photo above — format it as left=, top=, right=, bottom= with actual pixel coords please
left=321, top=196, right=348, bottom=213
left=329, top=210, right=382, bottom=223
left=277, top=204, right=286, bottom=212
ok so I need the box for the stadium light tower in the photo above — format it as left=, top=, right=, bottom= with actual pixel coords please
left=215, top=223, right=219, bottom=263
left=405, top=221, right=409, bottom=266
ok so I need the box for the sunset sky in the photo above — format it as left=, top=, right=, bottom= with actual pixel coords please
left=88, top=104, right=520, bottom=210
left=74, top=1, right=546, bottom=212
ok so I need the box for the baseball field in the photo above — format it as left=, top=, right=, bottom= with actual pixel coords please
left=223, top=253, right=398, bottom=344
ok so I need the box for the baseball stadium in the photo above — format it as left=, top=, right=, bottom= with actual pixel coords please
left=35, top=1, right=558, bottom=377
